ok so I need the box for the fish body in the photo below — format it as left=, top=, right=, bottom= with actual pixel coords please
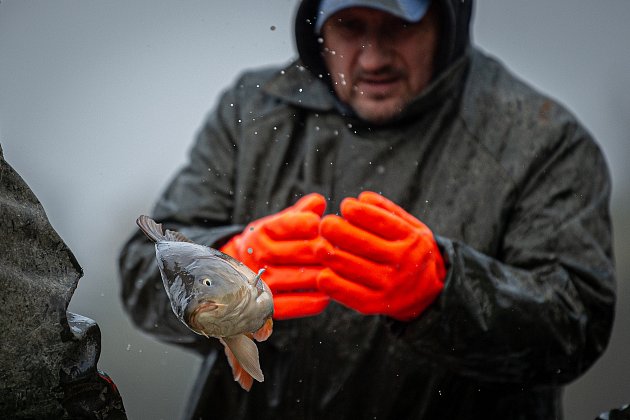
left=136, top=215, right=273, bottom=390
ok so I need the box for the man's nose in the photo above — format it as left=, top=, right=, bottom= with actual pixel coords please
left=357, top=35, right=393, bottom=71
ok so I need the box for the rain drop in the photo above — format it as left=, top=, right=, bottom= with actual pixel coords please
left=270, top=25, right=276, bottom=31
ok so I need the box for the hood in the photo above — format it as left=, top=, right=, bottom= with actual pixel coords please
left=294, top=0, right=473, bottom=83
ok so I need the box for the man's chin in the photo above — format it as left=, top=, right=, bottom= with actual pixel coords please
left=352, top=99, right=405, bottom=125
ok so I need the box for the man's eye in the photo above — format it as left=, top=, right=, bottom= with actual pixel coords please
left=334, top=18, right=363, bottom=34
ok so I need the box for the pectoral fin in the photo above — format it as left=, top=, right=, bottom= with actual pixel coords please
left=252, top=317, right=273, bottom=342
left=220, top=334, right=264, bottom=391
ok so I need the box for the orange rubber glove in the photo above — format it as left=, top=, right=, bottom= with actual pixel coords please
left=221, top=193, right=330, bottom=320
left=316, top=191, right=446, bottom=321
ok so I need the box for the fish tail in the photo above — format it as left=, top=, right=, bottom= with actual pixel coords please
left=136, top=215, right=166, bottom=243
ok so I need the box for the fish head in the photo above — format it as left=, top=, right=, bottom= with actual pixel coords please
left=185, top=261, right=274, bottom=337
left=180, top=255, right=260, bottom=336
left=154, top=241, right=273, bottom=337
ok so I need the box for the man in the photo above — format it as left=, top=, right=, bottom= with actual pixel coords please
left=119, top=0, right=615, bottom=418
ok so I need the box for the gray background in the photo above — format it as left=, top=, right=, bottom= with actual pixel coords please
left=1, top=1, right=628, bottom=419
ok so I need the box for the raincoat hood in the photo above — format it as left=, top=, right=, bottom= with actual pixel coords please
left=295, top=0, right=473, bottom=84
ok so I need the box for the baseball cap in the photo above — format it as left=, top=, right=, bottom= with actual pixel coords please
left=315, top=0, right=432, bottom=33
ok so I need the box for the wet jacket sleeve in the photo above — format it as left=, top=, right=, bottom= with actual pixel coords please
left=399, top=124, right=615, bottom=387
left=118, top=85, right=244, bottom=352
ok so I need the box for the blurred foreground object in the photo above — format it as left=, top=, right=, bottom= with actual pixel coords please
left=597, top=404, right=630, bottom=420
left=0, top=145, right=126, bottom=419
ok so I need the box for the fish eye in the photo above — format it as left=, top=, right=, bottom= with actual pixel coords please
left=202, top=278, right=212, bottom=287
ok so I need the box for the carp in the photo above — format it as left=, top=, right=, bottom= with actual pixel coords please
left=136, top=215, right=273, bottom=391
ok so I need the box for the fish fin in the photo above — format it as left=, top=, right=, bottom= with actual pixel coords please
left=221, top=334, right=264, bottom=390
left=250, top=268, right=266, bottom=287
left=164, top=229, right=194, bottom=243
left=136, top=215, right=166, bottom=242
left=252, top=318, right=273, bottom=342
left=220, top=338, right=254, bottom=391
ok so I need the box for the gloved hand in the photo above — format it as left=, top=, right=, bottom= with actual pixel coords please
left=221, top=193, right=330, bottom=320
left=316, top=191, right=446, bottom=321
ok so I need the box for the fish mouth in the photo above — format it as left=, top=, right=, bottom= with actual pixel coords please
left=186, top=300, right=223, bottom=331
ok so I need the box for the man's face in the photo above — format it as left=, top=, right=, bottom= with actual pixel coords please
left=321, top=6, right=439, bottom=124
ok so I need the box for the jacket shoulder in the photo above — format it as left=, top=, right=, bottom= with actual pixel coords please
left=459, top=48, right=602, bottom=182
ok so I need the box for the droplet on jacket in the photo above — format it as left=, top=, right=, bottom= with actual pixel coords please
left=247, top=248, right=253, bottom=255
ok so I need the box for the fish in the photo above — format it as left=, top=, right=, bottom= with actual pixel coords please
left=135, top=215, right=274, bottom=391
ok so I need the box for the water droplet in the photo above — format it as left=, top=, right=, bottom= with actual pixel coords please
left=270, top=25, right=276, bottom=31
left=126, top=344, right=131, bottom=351
left=247, top=248, right=253, bottom=255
